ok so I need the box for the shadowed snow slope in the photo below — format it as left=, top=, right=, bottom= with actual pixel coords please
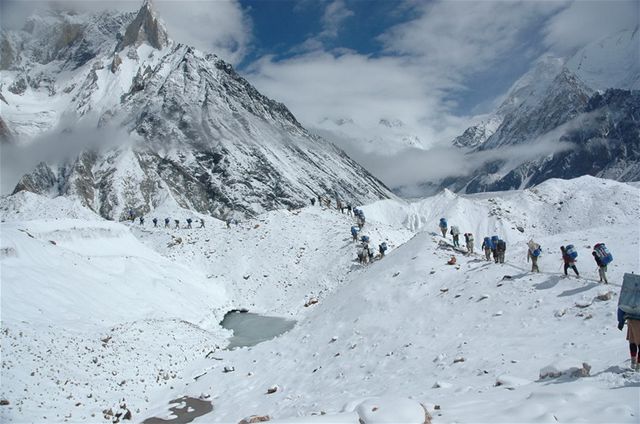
left=1, top=175, right=639, bottom=423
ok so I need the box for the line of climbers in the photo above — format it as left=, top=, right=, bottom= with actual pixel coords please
left=310, top=195, right=354, bottom=216
left=439, top=217, right=613, bottom=282
left=348, top=208, right=387, bottom=265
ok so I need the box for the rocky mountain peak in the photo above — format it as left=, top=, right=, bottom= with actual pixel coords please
left=116, top=0, right=169, bottom=51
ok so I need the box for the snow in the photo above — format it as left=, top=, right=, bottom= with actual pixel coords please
left=1, top=176, right=640, bottom=423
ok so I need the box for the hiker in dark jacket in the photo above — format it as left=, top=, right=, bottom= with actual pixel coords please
left=164, top=217, right=170, bottom=228
left=481, top=238, right=491, bottom=261
left=560, top=246, right=579, bottom=277
left=618, top=307, right=640, bottom=371
left=186, top=218, right=192, bottom=229
left=592, top=251, right=609, bottom=283
left=152, top=217, right=158, bottom=227
left=311, top=198, right=316, bottom=206
left=199, top=218, right=205, bottom=228
left=496, top=239, right=506, bottom=263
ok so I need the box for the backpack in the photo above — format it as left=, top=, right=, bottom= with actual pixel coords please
left=351, top=226, right=359, bottom=235
left=532, top=246, right=542, bottom=257
left=565, top=244, right=578, bottom=260
left=467, top=233, right=474, bottom=242
left=380, top=242, right=387, bottom=251
left=497, top=240, right=506, bottom=251
left=439, top=218, right=447, bottom=228
left=619, top=273, right=640, bottom=315
left=483, top=237, right=491, bottom=249
left=593, top=243, right=613, bottom=265
left=451, top=225, right=460, bottom=235
left=491, top=235, right=499, bottom=247
left=361, top=235, right=370, bottom=243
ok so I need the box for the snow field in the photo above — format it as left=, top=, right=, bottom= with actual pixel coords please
left=1, top=175, right=639, bottom=423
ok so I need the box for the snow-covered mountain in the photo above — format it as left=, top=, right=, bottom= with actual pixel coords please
left=566, top=26, right=640, bottom=91
left=1, top=175, right=639, bottom=422
left=443, top=27, right=640, bottom=194
left=0, top=1, right=392, bottom=219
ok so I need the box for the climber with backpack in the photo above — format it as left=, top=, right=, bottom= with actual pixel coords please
left=186, top=218, right=193, bottom=229
left=592, top=243, right=612, bottom=284
left=351, top=225, right=360, bottom=242
left=560, top=245, right=579, bottom=277
left=464, top=233, right=474, bottom=254
left=491, top=235, right=500, bottom=263
left=152, top=217, right=158, bottom=227
left=527, top=240, right=541, bottom=272
left=496, top=239, right=506, bottom=264
left=450, top=225, right=460, bottom=248
left=164, top=217, right=170, bottom=228
left=482, top=237, right=492, bottom=261
left=617, top=273, right=640, bottom=371
left=379, top=242, right=388, bottom=258
left=439, top=218, right=448, bottom=238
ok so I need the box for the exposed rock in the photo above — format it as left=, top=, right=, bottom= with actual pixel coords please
left=111, top=54, right=122, bottom=73
left=239, top=415, right=270, bottom=424
left=266, top=385, right=278, bottom=394
left=116, top=0, right=169, bottom=51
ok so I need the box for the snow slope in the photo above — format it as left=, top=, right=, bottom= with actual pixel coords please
left=1, top=176, right=639, bottom=423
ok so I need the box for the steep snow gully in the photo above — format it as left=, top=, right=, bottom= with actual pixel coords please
left=1, top=175, right=639, bottom=423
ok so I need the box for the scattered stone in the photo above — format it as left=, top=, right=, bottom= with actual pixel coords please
left=554, top=309, right=566, bottom=317
left=453, top=357, right=465, bottom=364
left=266, top=385, right=278, bottom=394
left=596, top=292, right=612, bottom=301
left=239, top=415, right=270, bottom=424
left=49, top=240, right=57, bottom=245
left=434, top=405, right=441, bottom=410
left=502, top=275, right=512, bottom=280
left=223, top=366, right=235, bottom=373
left=393, top=272, right=400, bottom=277
left=0, top=400, right=9, bottom=406
left=571, top=363, right=591, bottom=378
left=330, top=336, right=338, bottom=343
left=432, top=381, right=452, bottom=389
left=575, top=299, right=592, bottom=308
left=516, top=226, right=525, bottom=233
left=440, top=288, right=449, bottom=293
left=243, top=275, right=250, bottom=280
left=100, top=336, right=112, bottom=344
left=304, top=298, right=319, bottom=307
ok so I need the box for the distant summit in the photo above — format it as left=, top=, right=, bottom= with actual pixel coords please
left=3, top=1, right=393, bottom=219
left=116, top=0, right=169, bottom=51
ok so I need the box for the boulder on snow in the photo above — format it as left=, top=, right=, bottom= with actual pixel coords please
left=539, top=362, right=591, bottom=380
left=266, top=385, right=278, bottom=394
left=239, top=415, right=270, bottom=424
left=596, top=291, right=613, bottom=301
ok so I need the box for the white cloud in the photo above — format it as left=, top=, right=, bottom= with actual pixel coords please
left=379, top=1, right=565, bottom=83
left=247, top=50, right=468, bottom=151
left=542, top=0, right=639, bottom=54
left=320, top=0, right=354, bottom=39
left=154, top=0, right=252, bottom=64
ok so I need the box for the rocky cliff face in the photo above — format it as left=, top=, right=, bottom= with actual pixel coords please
left=441, top=29, right=640, bottom=194
left=4, top=2, right=393, bottom=219
left=440, top=89, right=640, bottom=193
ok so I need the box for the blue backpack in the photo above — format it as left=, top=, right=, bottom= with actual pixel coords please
left=439, top=218, right=447, bottom=228
left=351, top=226, right=359, bottom=236
left=491, top=235, right=499, bottom=247
left=532, top=247, right=542, bottom=257
left=361, top=235, right=370, bottom=243
left=619, top=273, right=640, bottom=315
left=565, top=244, right=578, bottom=260
left=380, top=242, right=387, bottom=251
left=483, top=237, right=492, bottom=249
left=594, top=243, right=613, bottom=265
